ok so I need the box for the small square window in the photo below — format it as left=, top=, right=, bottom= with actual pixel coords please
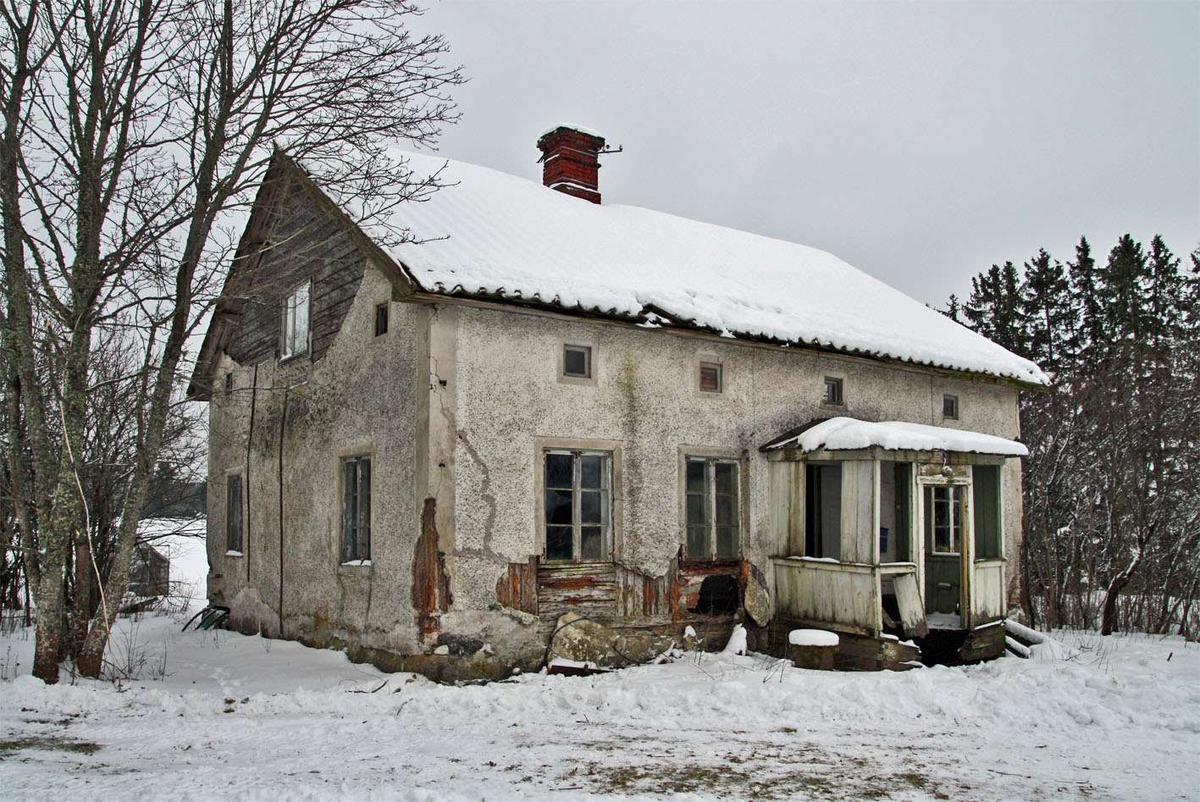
left=374, top=303, right=389, bottom=337
left=823, top=376, right=844, bottom=406
left=563, top=345, right=592, bottom=379
left=943, top=394, right=959, bottom=420
left=699, top=361, right=722, bottom=393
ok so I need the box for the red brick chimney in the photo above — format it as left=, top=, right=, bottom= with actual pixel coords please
left=537, top=125, right=606, bottom=204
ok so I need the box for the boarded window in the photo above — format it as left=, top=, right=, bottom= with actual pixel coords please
left=563, top=345, right=591, bottom=379
left=342, top=456, right=371, bottom=562
left=925, top=485, right=964, bottom=554
left=943, top=394, right=959, bottom=420
left=281, top=282, right=310, bottom=359
left=684, top=458, right=740, bottom=560
left=374, top=303, right=389, bottom=336
left=823, top=376, right=843, bottom=406
left=226, top=475, right=243, bottom=553
left=804, top=462, right=842, bottom=559
left=544, top=451, right=611, bottom=561
left=973, top=465, right=1002, bottom=559
left=698, top=361, right=722, bottom=393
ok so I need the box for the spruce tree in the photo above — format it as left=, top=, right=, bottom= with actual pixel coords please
left=1021, top=249, right=1074, bottom=373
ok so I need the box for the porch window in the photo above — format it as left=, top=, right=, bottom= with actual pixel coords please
left=226, top=475, right=243, bottom=553
left=342, top=455, right=371, bottom=562
left=804, top=462, right=842, bottom=559
left=925, top=485, right=964, bottom=554
left=684, top=458, right=739, bottom=560
left=544, top=450, right=611, bottom=562
left=281, top=281, right=310, bottom=359
left=973, top=465, right=1002, bottom=559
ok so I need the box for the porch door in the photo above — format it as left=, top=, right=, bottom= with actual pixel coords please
left=922, top=484, right=972, bottom=625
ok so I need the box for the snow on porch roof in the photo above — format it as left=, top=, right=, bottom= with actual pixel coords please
left=304, top=149, right=1049, bottom=387
left=762, top=417, right=1029, bottom=457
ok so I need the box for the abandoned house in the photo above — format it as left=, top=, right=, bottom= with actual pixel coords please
left=188, top=126, right=1048, bottom=678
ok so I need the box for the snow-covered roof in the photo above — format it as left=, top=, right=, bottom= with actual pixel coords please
left=764, top=417, right=1028, bottom=456
left=307, top=149, right=1049, bottom=387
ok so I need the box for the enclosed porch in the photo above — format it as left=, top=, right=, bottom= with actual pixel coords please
left=762, top=417, right=1027, bottom=667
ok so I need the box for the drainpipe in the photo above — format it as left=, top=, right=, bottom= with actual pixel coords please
left=278, top=386, right=289, bottom=633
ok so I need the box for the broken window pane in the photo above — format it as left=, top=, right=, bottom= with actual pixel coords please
left=546, top=526, right=573, bottom=561
left=544, top=489, right=573, bottom=526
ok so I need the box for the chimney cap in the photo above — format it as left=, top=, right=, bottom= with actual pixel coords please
left=537, top=123, right=605, bottom=144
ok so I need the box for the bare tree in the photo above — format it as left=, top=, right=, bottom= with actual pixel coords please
left=1, top=0, right=463, bottom=682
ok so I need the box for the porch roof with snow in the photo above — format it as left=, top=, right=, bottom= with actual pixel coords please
left=298, top=150, right=1048, bottom=388
left=760, top=417, right=1028, bottom=457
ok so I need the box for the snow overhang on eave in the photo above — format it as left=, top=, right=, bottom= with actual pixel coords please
left=402, top=281, right=1049, bottom=392
left=760, top=417, right=1029, bottom=459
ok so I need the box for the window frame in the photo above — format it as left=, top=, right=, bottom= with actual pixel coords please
left=822, top=376, right=844, bottom=407
left=682, top=455, right=742, bottom=561
left=280, top=280, right=311, bottom=361
left=225, top=473, right=244, bottom=556
left=374, top=302, right=389, bottom=337
left=340, top=453, right=372, bottom=564
left=535, top=437, right=621, bottom=562
left=926, top=484, right=965, bottom=555
left=942, top=393, right=960, bottom=420
left=541, top=448, right=613, bottom=563
left=560, top=343, right=593, bottom=381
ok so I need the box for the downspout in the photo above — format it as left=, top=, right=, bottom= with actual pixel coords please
left=245, top=364, right=258, bottom=583
left=278, top=385, right=289, bottom=633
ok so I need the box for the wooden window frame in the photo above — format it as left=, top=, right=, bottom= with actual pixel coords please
left=927, top=484, right=965, bottom=555
left=280, top=280, right=311, bottom=361
left=683, top=456, right=742, bottom=561
left=698, top=361, right=723, bottom=394
left=535, top=437, right=622, bottom=562
left=340, top=454, right=372, bottom=564
left=225, top=473, right=243, bottom=556
left=822, top=376, right=844, bottom=407
left=541, top=449, right=613, bottom=563
left=942, top=393, right=960, bottom=420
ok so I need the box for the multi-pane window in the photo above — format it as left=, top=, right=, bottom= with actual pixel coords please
left=543, top=451, right=610, bottom=562
left=281, top=282, right=310, bottom=359
left=341, top=456, right=371, bottom=562
left=226, top=475, right=243, bottom=553
left=699, top=361, right=722, bottom=393
left=562, top=345, right=592, bottom=379
left=943, top=394, right=959, bottom=420
left=823, top=376, right=844, bottom=406
left=374, top=303, right=389, bottom=337
left=926, top=485, right=964, bottom=554
left=685, top=458, right=740, bottom=560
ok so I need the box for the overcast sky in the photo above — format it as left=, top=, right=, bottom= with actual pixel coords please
left=410, top=1, right=1199, bottom=307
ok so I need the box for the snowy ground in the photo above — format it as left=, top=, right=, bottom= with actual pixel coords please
left=1, top=531, right=1197, bottom=800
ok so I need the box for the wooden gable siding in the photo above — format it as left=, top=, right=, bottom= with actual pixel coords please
left=224, top=173, right=371, bottom=368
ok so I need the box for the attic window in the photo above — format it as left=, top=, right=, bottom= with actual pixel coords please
left=943, top=394, right=959, bottom=420
left=822, top=377, right=844, bottom=407
left=563, top=345, right=592, bottom=379
left=699, top=361, right=722, bottom=393
left=281, top=281, right=310, bottom=359
left=374, top=303, right=389, bottom=337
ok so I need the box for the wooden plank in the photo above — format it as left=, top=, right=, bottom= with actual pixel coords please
left=840, top=460, right=875, bottom=564
left=893, top=572, right=929, bottom=638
